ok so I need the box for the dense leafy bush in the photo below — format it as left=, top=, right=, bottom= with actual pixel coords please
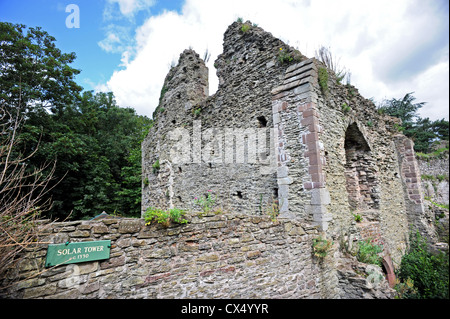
left=396, top=231, right=449, bottom=299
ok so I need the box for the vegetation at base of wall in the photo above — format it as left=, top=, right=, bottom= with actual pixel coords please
left=144, top=207, right=188, bottom=227
left=353, top=213, right=363, bottom=222
left=356, top=239, right=383, bottom=266
left=318, top=67, right=329, bottom=94
left=312, top=236, right=333, bottom=258
left=395, top=230, right=449, bottom=299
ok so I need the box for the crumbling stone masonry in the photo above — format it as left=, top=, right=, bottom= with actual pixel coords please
left=1, top=21, right=434, bottom=300
left=142, top=21, right=435, bottom=290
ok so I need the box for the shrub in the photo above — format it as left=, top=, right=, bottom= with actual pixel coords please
left=277, top=48, right=293, bottom=64
left=193, top=190, right=216, bottom=214
left=144, top=207, right=188, bottom=227
left=341, top=103, right=351, bottom=113
left=356, top=239, right=383, bottom=266
left=396, top=231, right=449, bottom=299
left=312, top=236, right=333, bottom=258
left=241, top=24, right=251, bottom=33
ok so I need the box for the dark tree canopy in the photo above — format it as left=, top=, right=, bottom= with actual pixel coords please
left=1, top=22, right=151, bottom=221
left=378, top=92, right=449, bottom=153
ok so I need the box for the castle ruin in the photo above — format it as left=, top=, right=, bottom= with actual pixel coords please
left=142, top=20, right=434, bottom=270
left=2, top=21, right=441, bottom=300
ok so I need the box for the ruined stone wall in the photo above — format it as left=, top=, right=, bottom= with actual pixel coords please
left=418, top=152, right=449, bottom=206
left=2, top=214, right=397, bottom=299
left=1, top=214, right=330, bottom=299
left=142, top=22, right=307, bottom=217
left=311, top=68, right=414, bottom=265
left=138, top=20, right=433, bottom=296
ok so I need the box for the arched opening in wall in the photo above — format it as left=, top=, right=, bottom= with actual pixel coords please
left=344, top=123, right=380, bottom=211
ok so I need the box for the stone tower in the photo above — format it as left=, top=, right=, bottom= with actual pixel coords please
left=142, top=21, right=433, bottom=268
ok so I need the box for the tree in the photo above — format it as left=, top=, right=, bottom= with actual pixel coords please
left=1, top=23, right=151, bottom=221
left=0, top=105, right=56, bottom=281
left=32, top=90, right=151, bottom=220
left=0, top=22, right=82, bottom=116
left=378, top=92, right=448, bottom=153
left=378, top=92, right=425, bottom=125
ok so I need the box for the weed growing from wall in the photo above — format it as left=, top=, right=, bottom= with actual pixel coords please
left=144, top=207, right=188, bottom=227
left=318, top=67, right=328, bottom=94
left=356, top=239, right=383, bottom=266
left=312, top=236, right=333, bottom=258
left=193, top=190, right=217, bottom=214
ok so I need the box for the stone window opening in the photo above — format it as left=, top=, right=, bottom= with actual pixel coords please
left=344, top=123, right=380, bottom=211
left=257, top=116, right=267, bottom=128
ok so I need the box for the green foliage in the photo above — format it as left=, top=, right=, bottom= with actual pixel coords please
left=0, top=23, right=152, bottom=220
left=416, top=147, right=449, bottom=161
left=366, top=120, right=373, bottom=127
left=318, top=67, right=329, bottom=93
left=152, top=159, right=160, bottom=174
left=341, top=103, right=351, bottom=113
left=425, top=197, right=449, bottom=211
left=356, top=239, right=383, bottom=266
left=192, top=105, right=202, bottom=117
left=312, top=236, right=333, bottom=258
left=241, top=24, right=251, bottom=33
left=0, top=22, right=82, bottom=115
left=144, top=207, right=188, bottom=227
left=396, top=231, right=449, bottom=299
left=277, top=48, right=293, bottom=64
left=394, top=277, right=418, bottom=299
left=193, top=190, right=216, bottom=214
left=353, top=214, right=362, bottom=222
left=315, top=46, right=348, bottom=85
left=377, top=92, right=449, bottom=153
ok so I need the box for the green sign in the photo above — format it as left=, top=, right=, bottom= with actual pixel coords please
left=45, top=240, right=111, bottom=267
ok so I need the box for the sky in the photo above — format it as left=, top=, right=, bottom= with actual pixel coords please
left=1, top=0, right=449, bottom=120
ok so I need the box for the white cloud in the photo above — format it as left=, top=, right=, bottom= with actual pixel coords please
left=98, top=32, right=121, bottom=52
left=105, top=0, right=155, bottom=18
left=98, top=0, right=449, bottom=121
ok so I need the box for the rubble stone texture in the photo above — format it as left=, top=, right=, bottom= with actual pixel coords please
left=2, top=21, right=440, bottom=299
left=143, top=21, right=432, bottom=267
